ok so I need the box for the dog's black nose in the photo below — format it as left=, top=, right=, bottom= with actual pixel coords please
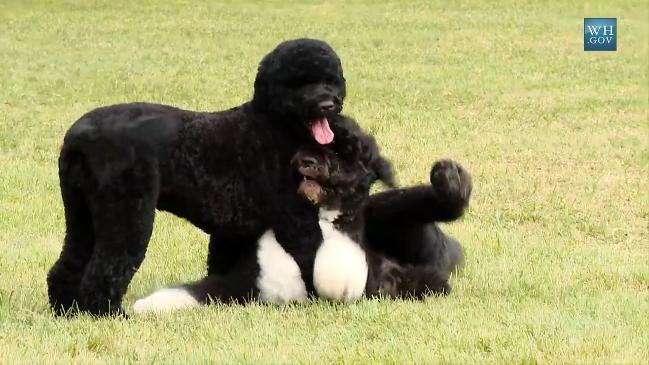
left=300, top=156, right=318, bottom=167
left=318, top=100, right=336, bottom=112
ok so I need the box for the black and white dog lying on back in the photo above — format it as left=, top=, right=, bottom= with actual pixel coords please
left=133, top=146, right=472, bottom=312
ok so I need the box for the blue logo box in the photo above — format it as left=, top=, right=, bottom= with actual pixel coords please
left=584, top=18, right=617, bottom=51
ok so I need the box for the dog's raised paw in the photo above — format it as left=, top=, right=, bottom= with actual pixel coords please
left=430, top=159, right=472, bottom=206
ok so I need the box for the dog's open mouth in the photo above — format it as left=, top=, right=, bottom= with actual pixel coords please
left=297, top=163, right=327, bottom=205
left=298, top=178, right=324, bottom=205
left=310, top=117, right=334, bottom=145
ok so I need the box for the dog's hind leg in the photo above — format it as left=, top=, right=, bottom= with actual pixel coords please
left=369, top=256, right=450, bottom=299
left=133, top=275, right=257, bottom=314
left=47, top=185, right=95, bottom=315
left=47, top=152, right=97, bottom=316
left=134, top=262, right=260, bottom=314
left=77, top=160, right=159, bottom=317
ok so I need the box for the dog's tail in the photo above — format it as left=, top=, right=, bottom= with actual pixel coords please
left=371, top=155, right=396, bottom=188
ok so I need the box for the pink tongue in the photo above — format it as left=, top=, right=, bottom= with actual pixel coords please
left=311, top=118, right=334, bottom=145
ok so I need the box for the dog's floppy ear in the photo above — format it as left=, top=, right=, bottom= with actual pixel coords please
left=330, top=115, right=396, bottom=187
left=371, top=155, right=396, bottom=188
left=355, top=134, right=396, bottom=188
left=359, top=134, right=395, bottom=188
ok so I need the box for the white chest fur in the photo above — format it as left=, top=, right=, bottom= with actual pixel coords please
left=256, top=230, right=308, bottom=304
left=313, top=210, right=368, bottom=302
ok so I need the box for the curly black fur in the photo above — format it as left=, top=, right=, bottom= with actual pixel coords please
left=47, top=38, right=392, bottom=317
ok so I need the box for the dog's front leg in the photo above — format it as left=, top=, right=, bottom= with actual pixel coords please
left=270, top=200, right=322, bottom=295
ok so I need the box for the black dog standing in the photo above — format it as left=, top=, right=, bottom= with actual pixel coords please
left=47, top=38, right=391, bottom=316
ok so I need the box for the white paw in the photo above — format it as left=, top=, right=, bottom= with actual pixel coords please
left=133, top=288, right=200, bottom=314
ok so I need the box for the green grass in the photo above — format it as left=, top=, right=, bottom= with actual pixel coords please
left=1, top=0, right=647, bottom=363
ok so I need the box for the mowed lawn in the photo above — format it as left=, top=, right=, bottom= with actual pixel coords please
left=1, top=0, right=647, bottom=363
